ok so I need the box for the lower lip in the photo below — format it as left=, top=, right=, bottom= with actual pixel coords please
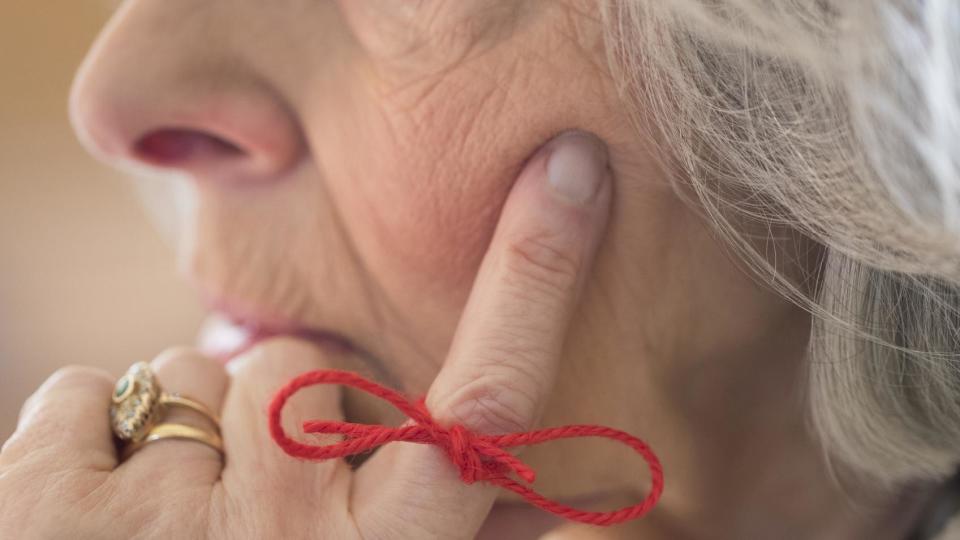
left=197, top=315, right=355, bottom=363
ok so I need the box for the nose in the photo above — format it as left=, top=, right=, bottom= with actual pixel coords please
left=68, top=3, right=304, bottom=183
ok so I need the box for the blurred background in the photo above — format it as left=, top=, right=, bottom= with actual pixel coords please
left=0, top=4, right=203, bottom=440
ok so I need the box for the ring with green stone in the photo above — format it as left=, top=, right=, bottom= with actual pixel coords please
left=109, top=362, right=220, bottom=445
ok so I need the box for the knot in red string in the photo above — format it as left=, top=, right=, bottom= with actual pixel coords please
left=269, top=369, right=664, bottom=527
left=444, top=424, right=483, bottom=483
left=428, top=422, right=536, bottom=485
left=407, top=400, right=483, bottom=483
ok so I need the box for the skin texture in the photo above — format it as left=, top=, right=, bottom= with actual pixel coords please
left=1, top=0, right=930, bottom=538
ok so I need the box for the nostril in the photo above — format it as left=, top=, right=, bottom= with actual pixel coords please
left=133, top=128, right=245, bottom=168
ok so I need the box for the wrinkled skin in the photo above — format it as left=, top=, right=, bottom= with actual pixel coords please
left=2, top=0, right=923, bottom=538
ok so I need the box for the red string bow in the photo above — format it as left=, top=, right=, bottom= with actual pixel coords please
left=269, top=369, right=664, bottom=527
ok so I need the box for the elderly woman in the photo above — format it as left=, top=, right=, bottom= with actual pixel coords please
left=2, top=0, right=958, bottom=538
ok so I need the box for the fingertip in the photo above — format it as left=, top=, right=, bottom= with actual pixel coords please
left=544, top=130, right=610, bottom=207
left=503, top=129, right=613, bottom=257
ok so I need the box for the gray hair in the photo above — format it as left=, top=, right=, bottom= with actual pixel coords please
left=602, top=0, right=960, bottom=486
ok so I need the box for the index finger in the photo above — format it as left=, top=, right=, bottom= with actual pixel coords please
left=354, top=131, right=612, bottom=539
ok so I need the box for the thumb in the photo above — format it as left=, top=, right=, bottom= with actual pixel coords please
left=353, top=131, right=613, bottom=539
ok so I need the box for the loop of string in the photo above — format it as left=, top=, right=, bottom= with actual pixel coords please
left=268, top=369, right=664, bottom=526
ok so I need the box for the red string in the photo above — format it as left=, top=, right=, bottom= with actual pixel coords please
left=268, top=369, right=664, bottom=527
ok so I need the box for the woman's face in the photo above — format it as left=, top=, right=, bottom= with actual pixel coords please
left=70, top=0, right=644, bottom=391
left=70, top=0, right=808, bottom=507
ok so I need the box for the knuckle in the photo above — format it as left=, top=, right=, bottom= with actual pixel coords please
left=445, top=370, right=542, bottom=434
left=472, top=326, right=553, bottom=376
left=0, top=431, right=31, bottom=464
left=502, top=232, right=581, bottom=296
left=46, top=365, right=113, bottom=393
left=21, top=366, right=112, bottom=422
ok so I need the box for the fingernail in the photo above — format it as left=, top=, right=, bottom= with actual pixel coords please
left=546, top=131, right=608, bottom=205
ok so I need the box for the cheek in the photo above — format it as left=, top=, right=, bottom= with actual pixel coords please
left=305, top=19, right=617, bottom=362
left=332, top=77, right=585, bottom=289
left=303, top=76, right=540, bottom=369
left=315, top=81, right=535, bottom=303
left=358, top=140, right=509, bottom=296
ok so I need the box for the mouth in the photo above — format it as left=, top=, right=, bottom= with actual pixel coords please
left=195, top=300, right=400, bottom=391
left=197, top=313, right=358, bottom=364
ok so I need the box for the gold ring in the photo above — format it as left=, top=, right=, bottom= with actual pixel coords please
left=110, top=362, right=220, bottom=444
left=121, top=423, right=224, bottom=460
left=157, top=393, right=220, bottom=425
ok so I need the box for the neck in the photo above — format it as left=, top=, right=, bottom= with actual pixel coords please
left=528, top=196, right=933, bottom=539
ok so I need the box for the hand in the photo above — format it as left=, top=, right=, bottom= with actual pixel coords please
left=0, top=131, right=612, bottom=540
